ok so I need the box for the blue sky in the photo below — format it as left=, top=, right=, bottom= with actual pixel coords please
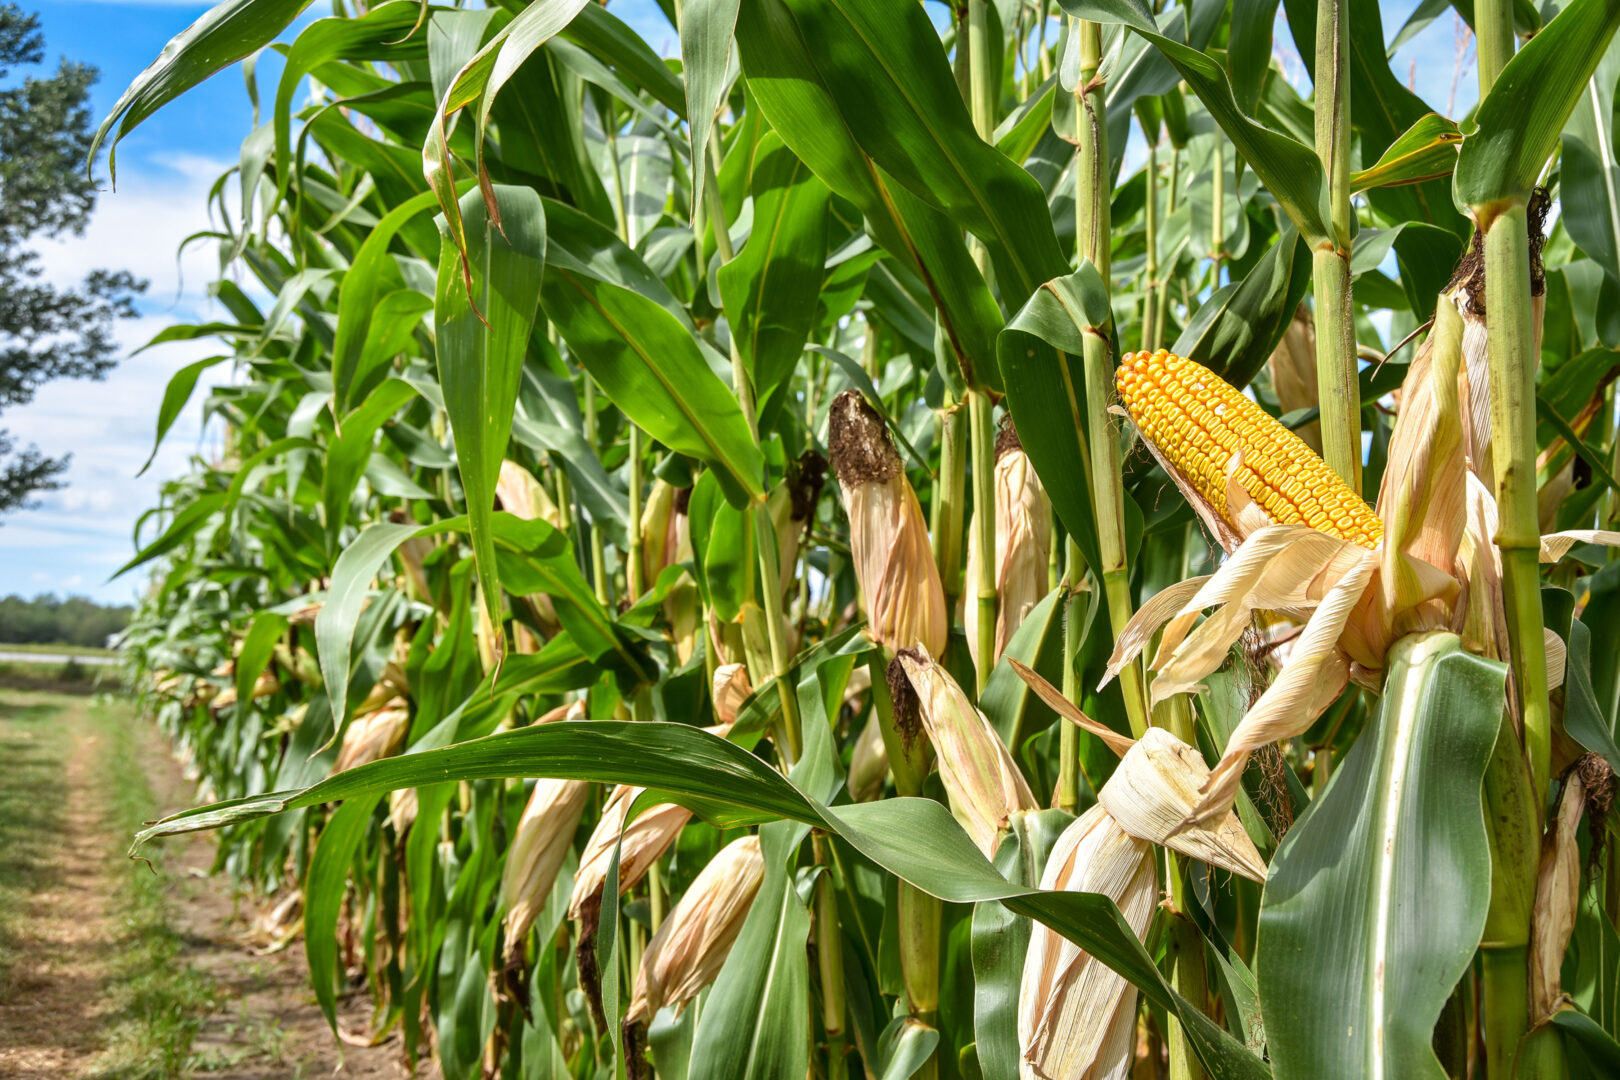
left=0, top=0, right=1468, bottom=606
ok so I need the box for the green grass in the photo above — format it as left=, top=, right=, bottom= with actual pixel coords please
left=0, top=642, right=119, bottom=658
left=0, top=690, right=222, bottom=1078
left=0, top=657, right=121, bottom=694
left=0, top=694, right=72, bottom=991
left=83, top=695, right=221, bottom=1080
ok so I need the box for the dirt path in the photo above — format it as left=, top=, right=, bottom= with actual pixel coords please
left=0, top=691, right=420, bottom=1079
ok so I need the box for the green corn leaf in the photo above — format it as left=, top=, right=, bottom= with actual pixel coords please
left=1059, top=0, right=1333, bottom=245
left=89, top=0, right=313, bottom=182
left=1455, top=0, right=1620, bottom=216
left=434, top=185, right=546, bottom=659
left=139, top=355, right=232, bottom=476
left=1351, top=114, right=1464, bottom=192
left=1258, top=632, right=1503, bottom=1080
left=129, top=720, right=1269, bottom=1080
left=717, top=133, right=831, bottom=400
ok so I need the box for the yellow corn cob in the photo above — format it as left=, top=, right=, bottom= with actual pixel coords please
left=1116, top=349, right=1383, bottom=549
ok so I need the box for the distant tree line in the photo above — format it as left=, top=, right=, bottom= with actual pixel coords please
left=0, top=593, right=131, bottom=647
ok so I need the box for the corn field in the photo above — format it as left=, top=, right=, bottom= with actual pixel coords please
left=101, top=0, right=1620, bottom=1076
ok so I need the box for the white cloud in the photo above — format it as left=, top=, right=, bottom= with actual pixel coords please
left=2, top=154, right=236, bottom=603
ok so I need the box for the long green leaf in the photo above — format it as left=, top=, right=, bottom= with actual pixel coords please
left=89, top=0, right=313, bottom=181
left=717, top=133, right=831, bottom=400
left=130, top=721, right=1269, bottom=1079
left=1060, top=0, right=1333, bottom=244
left=1257, top=632, right=1503, bottom=1080
left=434, top=185, right=546, bottom=655
left=1455, top=0, right=1620, bottom=215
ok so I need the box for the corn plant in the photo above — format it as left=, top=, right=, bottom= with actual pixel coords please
left=104, top=0, right=1620, bottom=1077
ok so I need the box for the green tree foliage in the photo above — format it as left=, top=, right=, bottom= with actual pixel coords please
left=0, top=592, right=132, bottom=646
left=0, top=4, right=142, bottom=513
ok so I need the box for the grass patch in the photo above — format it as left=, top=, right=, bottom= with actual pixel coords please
left=0, top=658, right=122, bottom=695
left=83, top=696, right=220, bottom=1080
left=0, top=642, right=120, bottom=659
left=0, top=694, right=72, bottom=992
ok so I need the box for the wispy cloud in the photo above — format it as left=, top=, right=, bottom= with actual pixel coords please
left=2, top=154, right=235, bottom=603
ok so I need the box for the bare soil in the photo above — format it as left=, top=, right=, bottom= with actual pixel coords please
left=0, top=691, right=426, bottom=1079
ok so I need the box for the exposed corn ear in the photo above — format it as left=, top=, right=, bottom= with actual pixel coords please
left=641, top=478, right=677, bottom=587
left=1019, top=805, right=1155, bottom=1080
left=1116, top=350, right=1382, bottom=550
left=333, top=702, right=409, bottom=774
left=897, top=646, right=1037, bottom=856
left=502, top=774, right=590, bottom=960
left=966, top=420, right=1052, bottom=670
left=1097, top=728, right=1266, bottom=882
left=829, top=390, right=948, bottom=656
left=626, top=835, right=764, bottom=1025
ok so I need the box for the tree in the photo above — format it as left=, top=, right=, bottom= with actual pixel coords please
left=0, top=4, right=142, bottom=514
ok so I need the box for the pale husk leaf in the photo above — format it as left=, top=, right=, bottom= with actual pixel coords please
left=628, top=835, right=765, bottom=1024
left=1098, top=728, right=1267, bottom=882
left=333, top=703, right=410, bottom=774
left=1147, top=526, right=1364, bottom=703
left=1529, top=768, right=1586, bottom=1021
left=502, top=775, right=591, bottom=954
left=900, top=647, right=1037, bottom=855
left=1178, top=548, right=1380, bottom=830
left=1019, top=806, right=1155, bottom=1080
left=1102, top=576, right=1210, bottom=688
left=845, top=475, right=949, bottom=656
left=1538, top=529, right=1620, bottom=563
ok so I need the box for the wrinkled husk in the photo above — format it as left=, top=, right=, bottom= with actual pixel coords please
left=568, top=785, right=694, bottom=921
left=966, top=442, right=1052, bottom=669
left=626, top=835, right=764, bottom=1025
left=1096, top=728, right=1266, bottom=881
left=333, top=703, right=410, bottom=774
left=1528, top=758, right=1610, bottom=1022
left=1019, top=805, right=1155, bottom=1080
left=898, top=647, right=1036, bottom=856
left=830, top=390, right=948, bottom=656
left=502, top=774, right=590, bottom=960
left=711, top=662, right=752, bottom=728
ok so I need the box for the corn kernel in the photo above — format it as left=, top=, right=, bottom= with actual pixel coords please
left=1116, top=350, right=1382, bottom=549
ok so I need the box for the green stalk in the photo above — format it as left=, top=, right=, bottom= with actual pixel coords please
left=1477, top=0, right=1515, bottom=92
left=1483, top=946, right=1531, bottom=1078
left=1210, top=133, right=1225, bottom=277
left=1153, top=147, right=1181, bottom=348
left=931, top=395, right=968, bottom=613
left=582, top=376, right=612, bottom=607
left=969, top=389, right=998, bottom=691
left=1057, top=544, right=1087, bottom=814
left=868, top=651, right=939, bottom=1079
left=1482, top=708, right=1540, bottom=1077
left=700, top=141, right=804, bottom=762
left=968, top=0, right=999, bottom=695
left=1143, top=139, right=1160, bottom=351
left=628, top=427, right=645, bottom=599
left=814, top=833, right=848, bottom=1080
left=1312, top=0, right=1361, bottom=493
left=1483, top=205, right=1551, bottom=813
left=1482, top=205, right=1560, bottom=1079
left=1074, top=18, right=1148, bottom=741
